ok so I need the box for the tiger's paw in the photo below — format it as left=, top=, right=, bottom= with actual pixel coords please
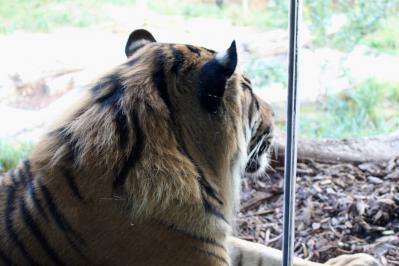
left=325, top=253, right=381, bottom=266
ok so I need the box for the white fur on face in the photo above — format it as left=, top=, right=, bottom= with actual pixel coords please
left=229, top=127, right=248, bottom=218
left=244, top=106, right=270, bottom=178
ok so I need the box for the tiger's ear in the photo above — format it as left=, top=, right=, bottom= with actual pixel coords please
left=125, top=29, right=157, bottom=57
left=197, top=41, right=237, bottom=113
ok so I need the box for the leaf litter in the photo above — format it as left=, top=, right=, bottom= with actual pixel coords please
left=238, top=157, right=399, bottom=265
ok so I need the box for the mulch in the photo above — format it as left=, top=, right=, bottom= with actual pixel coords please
left=238, top=157, right=399, bottom=265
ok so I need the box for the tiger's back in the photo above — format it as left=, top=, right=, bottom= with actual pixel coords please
left=0, top=164, right=232, bottom=265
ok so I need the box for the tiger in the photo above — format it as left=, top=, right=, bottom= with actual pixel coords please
left=0, top=29, right=380, bottom=266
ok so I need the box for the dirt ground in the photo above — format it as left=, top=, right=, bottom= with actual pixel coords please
left=238, top=158, right=399, bottom=265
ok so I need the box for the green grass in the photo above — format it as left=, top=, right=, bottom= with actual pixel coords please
left=0, top=139, right=32, bottom=173
left=148, top=0, right=287, bottom=30
left=2, top=0, right=398, bottom=57
left=244, top=57, right=287, bottom=88
left=0, top=0, right=134, bottom=33
left=363, top=16, right=399, bottom=55
left=300, top=79, right=399, bottom=139
left=303, top=1, right=399, bottom=52
left=0, top=0, right=286, bottom=34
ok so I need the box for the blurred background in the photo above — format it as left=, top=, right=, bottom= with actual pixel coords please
left=0, top=0, right=398, bottom=171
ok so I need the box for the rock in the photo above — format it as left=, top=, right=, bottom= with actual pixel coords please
left=312, top=222, right=321, bottom=230
left=359, top=163, right=383, bottom=177
left=368, top=176, right=383, bottom=185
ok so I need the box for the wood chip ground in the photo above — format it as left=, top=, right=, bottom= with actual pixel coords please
left=238, top=158, right=399, bottom=265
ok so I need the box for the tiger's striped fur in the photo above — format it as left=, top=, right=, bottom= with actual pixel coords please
left=0, top=29, right=380, bottom=266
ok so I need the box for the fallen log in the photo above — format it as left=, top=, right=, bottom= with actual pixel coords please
left=9, top=68, right=83, bottom=97
left=272, top=131, right=399, bottom=166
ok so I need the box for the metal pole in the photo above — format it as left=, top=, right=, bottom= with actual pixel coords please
left=282, top=0, right=301, bottom=265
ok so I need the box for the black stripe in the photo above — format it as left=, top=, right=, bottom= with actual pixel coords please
left=95, top=75, right=125, bottom=107
left=176, top=159, right=226, bottom=222
left=61, top=168, right=84, bottom=202
left=264, top=126, right=272, bottom=136
left=20, top=198, right=65, bottom=266
left=241, top=81, right=252, bottom=91
left=91, top=74, right=116, bottom=94
left=23, top=160, right=31, bottom=173
left=171, top=130, right=226, bottom=223
left=27, top=179, right=49, bottom=222
left=5, top=185, right=37, bottom=265
left=39, top=182, right=84, bottom=245
left=255, top=131, right=265, bottom=145
left=176, top=149, right=226, bottom=223
left=254, top=96, right=260, bottom=111
left=186, top=45, right=201, bottom=56
left=114, top=107, right=129, bottom=148
left=171, top=46, right=185, bottom=75
left=202, top=47, right=216, bottom=54
left=54, top=127, right=80, bottom=163
left=243, top=76, right=251, bottom=85
left=237, top=250, right=243, bottom=266
left=24, top=160, right=49, bottom=222
left=153, top=49, right=173, bottom=111
left=192, top=247, right=229, bottom=266
left=125, top=56, right=141, bottom=67
left=202, top=194, right=228, bottom=223
left=200, top=238, right=226, bottom=252
left=165, top=223, right=226, bottom=251
left=248, top=121, right=263, bottom=155
left=176, top=145, right=226, bottom=217
left=0, top=248, right=13, bottom=265
left=20, top=161, right=31, bottom=182
left=112, top=112, right=144, bottom=190
left=258, top=142, right=268, bottom=154
left=171, top=130, right=224, bottom=207
left=198, top=172, right=223, bottom=206
left=248, top=92, right=255, bottom=126
left=96, top=75, right=130, bottom=150
left=18, top=168, right=27, bottom=187
left=257, top=256, right=263, bottom=266
left=9, top=168, right=17, bottom=186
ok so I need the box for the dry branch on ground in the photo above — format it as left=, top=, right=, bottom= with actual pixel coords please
left=273, top=132, right=399, bottom=165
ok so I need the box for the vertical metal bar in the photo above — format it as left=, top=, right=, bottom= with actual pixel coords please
left=282, top=0, right=301, bottom=265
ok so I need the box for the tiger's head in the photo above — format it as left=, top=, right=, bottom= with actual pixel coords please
left=35, top=29, right=274, bottom=229
left=123, top=29, right=273, bottom=178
